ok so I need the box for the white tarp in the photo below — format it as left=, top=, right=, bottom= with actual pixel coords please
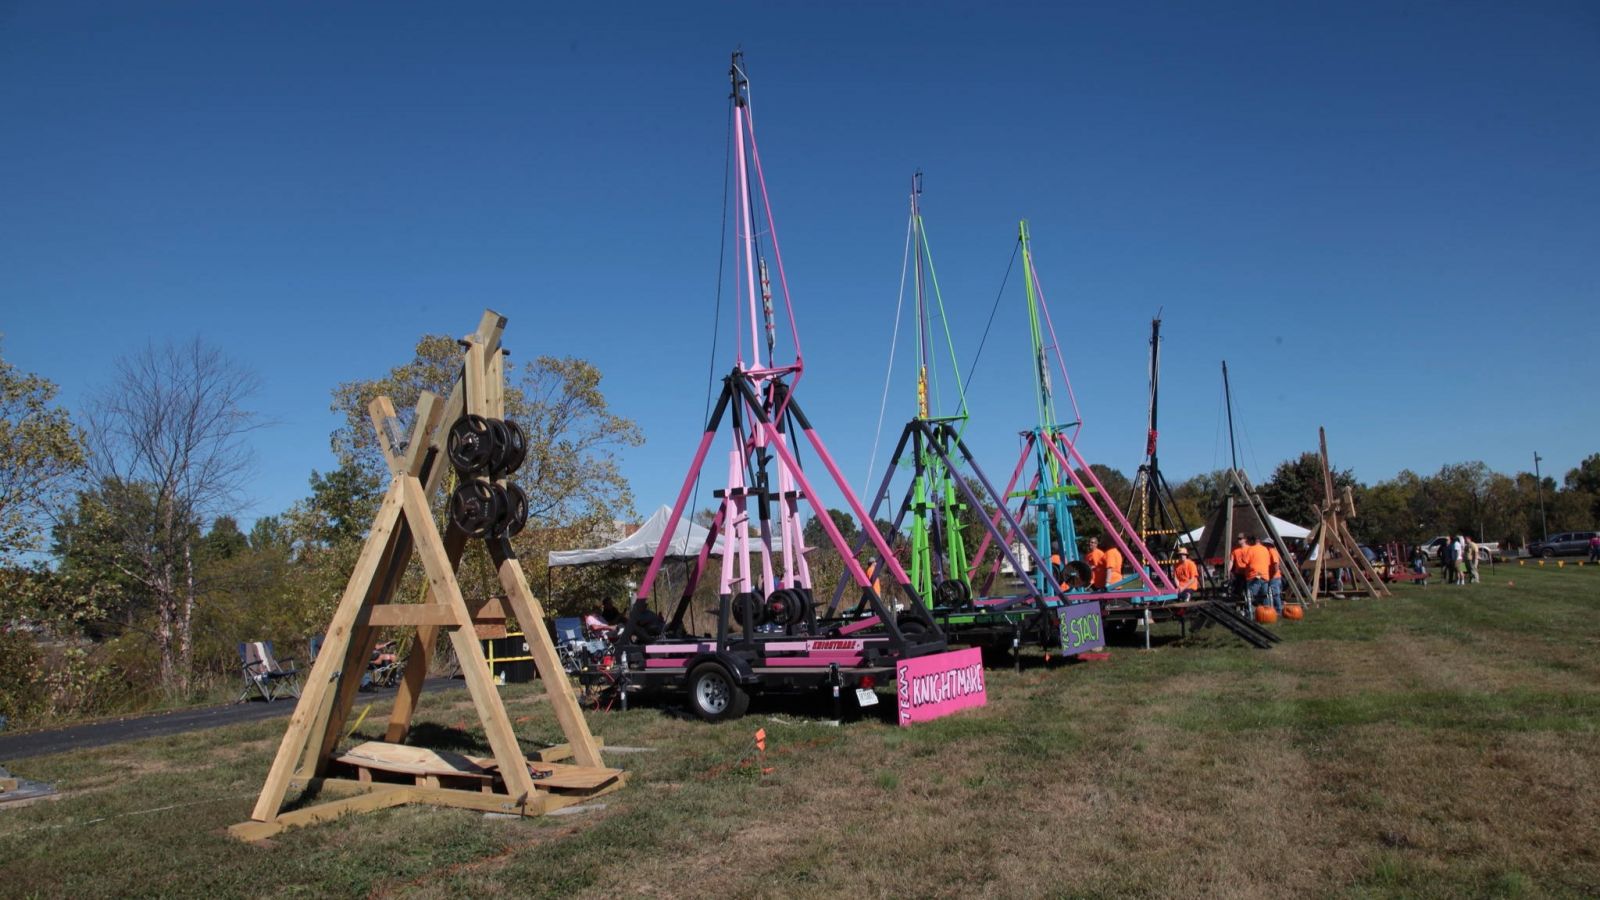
left=547, top=505, right=723, bottom=567
left=1182, top=513, right=1310, bottom=544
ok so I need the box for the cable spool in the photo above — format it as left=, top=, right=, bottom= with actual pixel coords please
left=447, top=415, right=497, bottom=474
left=449, top=481, right=502, bottom=538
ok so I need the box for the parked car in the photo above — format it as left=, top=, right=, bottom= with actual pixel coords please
left=1525, top=531, right=1599, bottom=559
left=1420, top=536, right=1497, bottom=562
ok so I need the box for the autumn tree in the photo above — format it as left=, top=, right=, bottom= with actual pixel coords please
left=82, top=339, right=262, bottom=694
left=0, top=339, right=85, bottom=563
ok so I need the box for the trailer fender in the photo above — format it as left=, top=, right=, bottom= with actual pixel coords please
left=683, top=651, right=756, bottom=687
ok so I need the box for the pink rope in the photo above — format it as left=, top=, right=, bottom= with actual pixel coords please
left=1029, top=257, right=1083, bottom=441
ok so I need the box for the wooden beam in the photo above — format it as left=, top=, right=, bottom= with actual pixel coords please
left=403, top=391, right=444, bottom=477
left=399, top=476, right=537, bottom=803
left=248, top=481, right=406, bottom=823
left=366, top=605, right=461, bottom=627
left=465, top=596, right=509, bottom=622
left=232, top=787, right=414, bottom=842
left=490, top=541, right=604, bottom=769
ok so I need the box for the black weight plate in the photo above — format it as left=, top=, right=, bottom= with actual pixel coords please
left=447, top=415, right=496, bottom=474
left=502, top=481, right=529, bottom=536
left=498, top=419, right=528, bottom=475
left=449, top=480, right=501, bottom=538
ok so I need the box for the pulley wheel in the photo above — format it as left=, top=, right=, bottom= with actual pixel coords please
left=447, top=415, right=496, bottom=474
left=449, top=480, right=502, bottom=538
left=497, top=418, right=528, bottom=475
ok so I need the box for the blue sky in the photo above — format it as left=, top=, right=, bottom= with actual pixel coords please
left=2, top=1, right=1596, bottom=531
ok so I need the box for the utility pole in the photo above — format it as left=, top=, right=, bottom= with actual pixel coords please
left=1533, top=452, right=1548, bottom=542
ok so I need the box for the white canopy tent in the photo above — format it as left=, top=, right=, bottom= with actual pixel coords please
left=547, top=505, right=724, bottom=568
left=1182, top=513, right=1310, bottom=545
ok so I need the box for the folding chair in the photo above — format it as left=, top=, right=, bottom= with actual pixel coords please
left=553, top=618, right=585, bottom=674
left=238, top=641, right=302, bottom=702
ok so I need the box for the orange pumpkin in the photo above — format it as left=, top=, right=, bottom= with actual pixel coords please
left=1255, top=605, right=1278, bottom=625
left=1283, top=604, right=1305, bottom=620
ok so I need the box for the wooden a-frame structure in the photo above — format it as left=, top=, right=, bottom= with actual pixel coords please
left=1301, top=427, right=1390, bottom=601
left=231, top=311, right=622, bottom=842
left=1197, top=468, right=1313, bottom=606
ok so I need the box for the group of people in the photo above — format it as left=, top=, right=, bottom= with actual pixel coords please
left=1421, top=535, right=1481, bottom=585
left=1230, top=532, right=1286, bottom=613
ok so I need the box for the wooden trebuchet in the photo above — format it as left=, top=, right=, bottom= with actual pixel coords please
left=231, top=310, right=623, bottom=842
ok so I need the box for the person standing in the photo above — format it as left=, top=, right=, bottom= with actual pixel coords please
left=1231, top=534, right=1252, bottom=600
left=1264, top=538, right=1285, bottom=613
left=1242, top=534, right=1271, bottom=610
left=1173, top=547, right=1200, bottom=601
left=1411, top=545, right=1429, bottom=587
left=1589, top=533, right=1599, bottom=563
left=1452, top=535, right=1467, bottom=585
left=1103, top=542, right=1124, bottom=590
left=1464, top=536, right=1480, bottom=584
left=1439, top=537, right=1456, bottom=584
left=1085, top=537, right=1107, bottom=591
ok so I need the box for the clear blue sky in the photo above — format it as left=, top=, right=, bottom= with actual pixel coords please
left=2, top=1, right=1596, bottom=531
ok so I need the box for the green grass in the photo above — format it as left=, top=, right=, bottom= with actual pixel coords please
left=2, top=566, right=1598, bottom=898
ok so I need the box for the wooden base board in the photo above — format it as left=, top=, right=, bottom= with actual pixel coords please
left=231, top=769, right=627, bottom=843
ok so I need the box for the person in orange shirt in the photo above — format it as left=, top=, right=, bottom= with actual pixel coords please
left=1085, top=537, right=1107, bottom=590
left=1241, top=534, right=1271, bottom=609
left=1263, top=538, right=1285, bottom=614
left=1230, top=533, right=1252, bottom=600
left=1173, top=546, right=1200, bottom=601
left=1103, top=544, right=1123, bottom=589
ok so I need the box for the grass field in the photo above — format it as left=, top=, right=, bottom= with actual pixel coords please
left=2, top=565, right=1597, bottom=898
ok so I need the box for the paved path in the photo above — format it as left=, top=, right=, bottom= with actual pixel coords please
left=0, top=678, right=461, bottom=761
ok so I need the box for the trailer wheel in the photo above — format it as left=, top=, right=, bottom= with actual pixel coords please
left=896, top=617, right=929, bottom=638
left=687, top=662, right=750, bottom=722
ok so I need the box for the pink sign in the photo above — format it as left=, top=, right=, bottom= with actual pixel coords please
left=895, top=647, right=987, bottom=726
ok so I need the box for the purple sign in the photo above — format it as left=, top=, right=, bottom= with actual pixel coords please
left=895, top=647, right=987, bottom=726
left=1058, top=602, right=1105, bottom=655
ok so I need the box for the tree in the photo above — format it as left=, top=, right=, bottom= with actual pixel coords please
left=82, top=338, right=262, bottom=694
left=1257, top=452, right=1359, bottom=527
left=1564, top=453, right=1600, bottom=523
left=0, top=339, right=85, bottom=562
left=286, top=462, right=382, bottom=550
left=802, top=507, right=859, bottom=551
left=329, top=335, right=641, bottom=531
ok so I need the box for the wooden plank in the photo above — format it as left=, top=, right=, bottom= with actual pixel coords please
left=464, top=342, right=489, bottom=417
left=232, top=787, right=414, bottom=842
left=488, top=348, right=506, bottom=419
left=404, top=391, right=444, bottom=477
left=400, top=476, right=537, bottom=803
left=249, top=480, right=406, bottom=823
left=465, top=596, right=509, bottom=622
left=491, top=542, right=604, bottom=769
left=525, top=762, right=623, bottom=791
left=366, top=605, right=460, bottom=627
left=406, top=784, right=547, bottom=815
left=531, top=737, right=606, bottom=764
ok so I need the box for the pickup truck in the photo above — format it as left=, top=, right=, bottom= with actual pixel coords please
left=1420, top=536, right=1497, bottom=562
